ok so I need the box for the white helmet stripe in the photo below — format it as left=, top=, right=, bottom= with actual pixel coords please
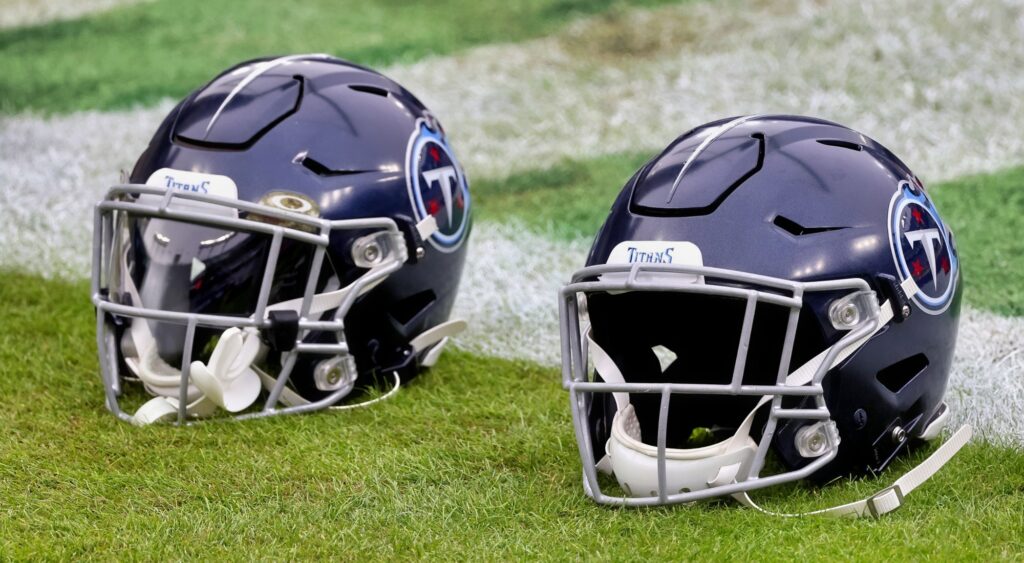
left=204, top=53, right=332, bottom=138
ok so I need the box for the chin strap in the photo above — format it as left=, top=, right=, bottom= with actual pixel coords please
left=585, top=278, right=970, bottom=516
left=733, top=425, right=972, bottom=518
left=730, top=277, right=972, bottom=518
left=127, top=317, right=464, bottom=424
left=114, top=202, right=448, bottom=425
left=118, top=236, right=461, bottom=424
left=127, top=318, right=464, bottom=424
left=254, top=368, right=403, bottom=410
left=251, top=318, right=466, bottom=409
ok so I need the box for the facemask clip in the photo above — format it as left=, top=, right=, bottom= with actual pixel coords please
left=265, top=310, right=300, bottom=352
left=352, top=230, right=408, bottom=268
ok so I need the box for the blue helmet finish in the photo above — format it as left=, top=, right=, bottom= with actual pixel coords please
left=94, top=55, right=471, bottom=423
left=561, top=115, right=962, bottom=507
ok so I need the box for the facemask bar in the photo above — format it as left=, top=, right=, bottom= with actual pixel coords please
left=559, top=262, right=880, bottom=506
left=92, top=184, right=408, bottom=424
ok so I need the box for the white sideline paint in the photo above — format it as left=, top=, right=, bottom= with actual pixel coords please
left=452, top=223, right=590, bottom=364
left=0, top=101, right=176, bottom=278
left=0, top=0, right=1021, bottom=443
left=947, top=307, right=1024, bottom=446
left=0, top=0, right=148, bottom=29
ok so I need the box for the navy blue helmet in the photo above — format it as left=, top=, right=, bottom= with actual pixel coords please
left=559, top=115, right=968, bottom=515
left=93, top=54, right=471, bottom=424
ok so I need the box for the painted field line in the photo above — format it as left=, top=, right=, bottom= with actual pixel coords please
left=0, top=0, right=148, bottom=29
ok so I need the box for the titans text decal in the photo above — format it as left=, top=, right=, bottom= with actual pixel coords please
left=405, top=119, right=471, bottom=252
left=887, top=180, right=959, bottom=314
left=144, top=168, right=239, bottom=200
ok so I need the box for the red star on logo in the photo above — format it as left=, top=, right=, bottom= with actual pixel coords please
left=427, top=199, right=441, bottom=216
left=455, top=190, right=464, bottom=209
left=429, top=146, right=441, bottom=162
left=911, top=208, right=923, bottom=224
left=911, top=258, right=926, bottom=277
left=940, top=255, right=950, bottom=274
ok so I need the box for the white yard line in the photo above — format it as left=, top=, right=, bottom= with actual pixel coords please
left=0, top=0, right=1020, bottom=442
left=950, top=307, right=1024, bottom=445
left=0, top=101, right=176, bottom=278
left=0, top=0, right=147, bottom=28
left=452, top=222, right=591, bottom=365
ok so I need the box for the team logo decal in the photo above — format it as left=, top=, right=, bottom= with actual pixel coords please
left=887, top=180, right=959, bottom=314
left=405, top=119, right=471, bottom=252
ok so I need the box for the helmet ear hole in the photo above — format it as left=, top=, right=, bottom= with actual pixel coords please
left=876, top=354, right=929, bottom=394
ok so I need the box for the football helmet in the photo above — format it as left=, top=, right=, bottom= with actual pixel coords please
left=92, top=54, right=471, bottom=424
left=559, top=115, right=969, bottom=516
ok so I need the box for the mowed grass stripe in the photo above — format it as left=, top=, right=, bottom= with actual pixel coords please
left=0, top=0, right=679, bottom=114
left=0, top=272, right=1022, bottom=559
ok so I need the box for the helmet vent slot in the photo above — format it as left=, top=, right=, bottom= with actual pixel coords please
left=772, top=215, right=847, bottom=236
left=876, top=353, right=929, bottom=393
left=390, top=289, right=436, bottom=326
left=349, top=84, right=390, bottom=97
left=295, top=153, right=371, bottom=177
left=816, top=139, right=863, bottom=151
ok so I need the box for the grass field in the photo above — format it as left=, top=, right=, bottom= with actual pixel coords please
left=0, top=0, right=676, bottom=113
left=2, top=273, right=1023, bottom=559
left=1, top=0, right=1022, bottom=559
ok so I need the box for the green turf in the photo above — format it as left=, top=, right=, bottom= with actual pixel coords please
left=0, top=0, right=678, bottom=115
left=473, top=151, right=653, bottom=240
left=475, top=155, right=1024, bottom=316
left=926, top=168, right=1024, bottom=316
left=0, top=272, right=1022, bottom=559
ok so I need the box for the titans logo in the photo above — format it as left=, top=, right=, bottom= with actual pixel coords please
left=405, top=119, right=471, bottom=252
left=887, top=179, right=959, bottom=314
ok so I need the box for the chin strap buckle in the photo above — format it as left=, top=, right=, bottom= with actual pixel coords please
left=735, top=425, right=971, bottom=518
left=865, top=483, right=905, bottom=518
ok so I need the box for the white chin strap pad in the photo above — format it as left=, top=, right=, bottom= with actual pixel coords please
left=189, top=327, right=262, bottom=412
left=604, top=403, right=758, bottom=497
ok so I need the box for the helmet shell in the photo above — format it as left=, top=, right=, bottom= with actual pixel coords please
left=585, top=115, right=961, bottom=480
left=129, top=55, right=471, bottom=390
